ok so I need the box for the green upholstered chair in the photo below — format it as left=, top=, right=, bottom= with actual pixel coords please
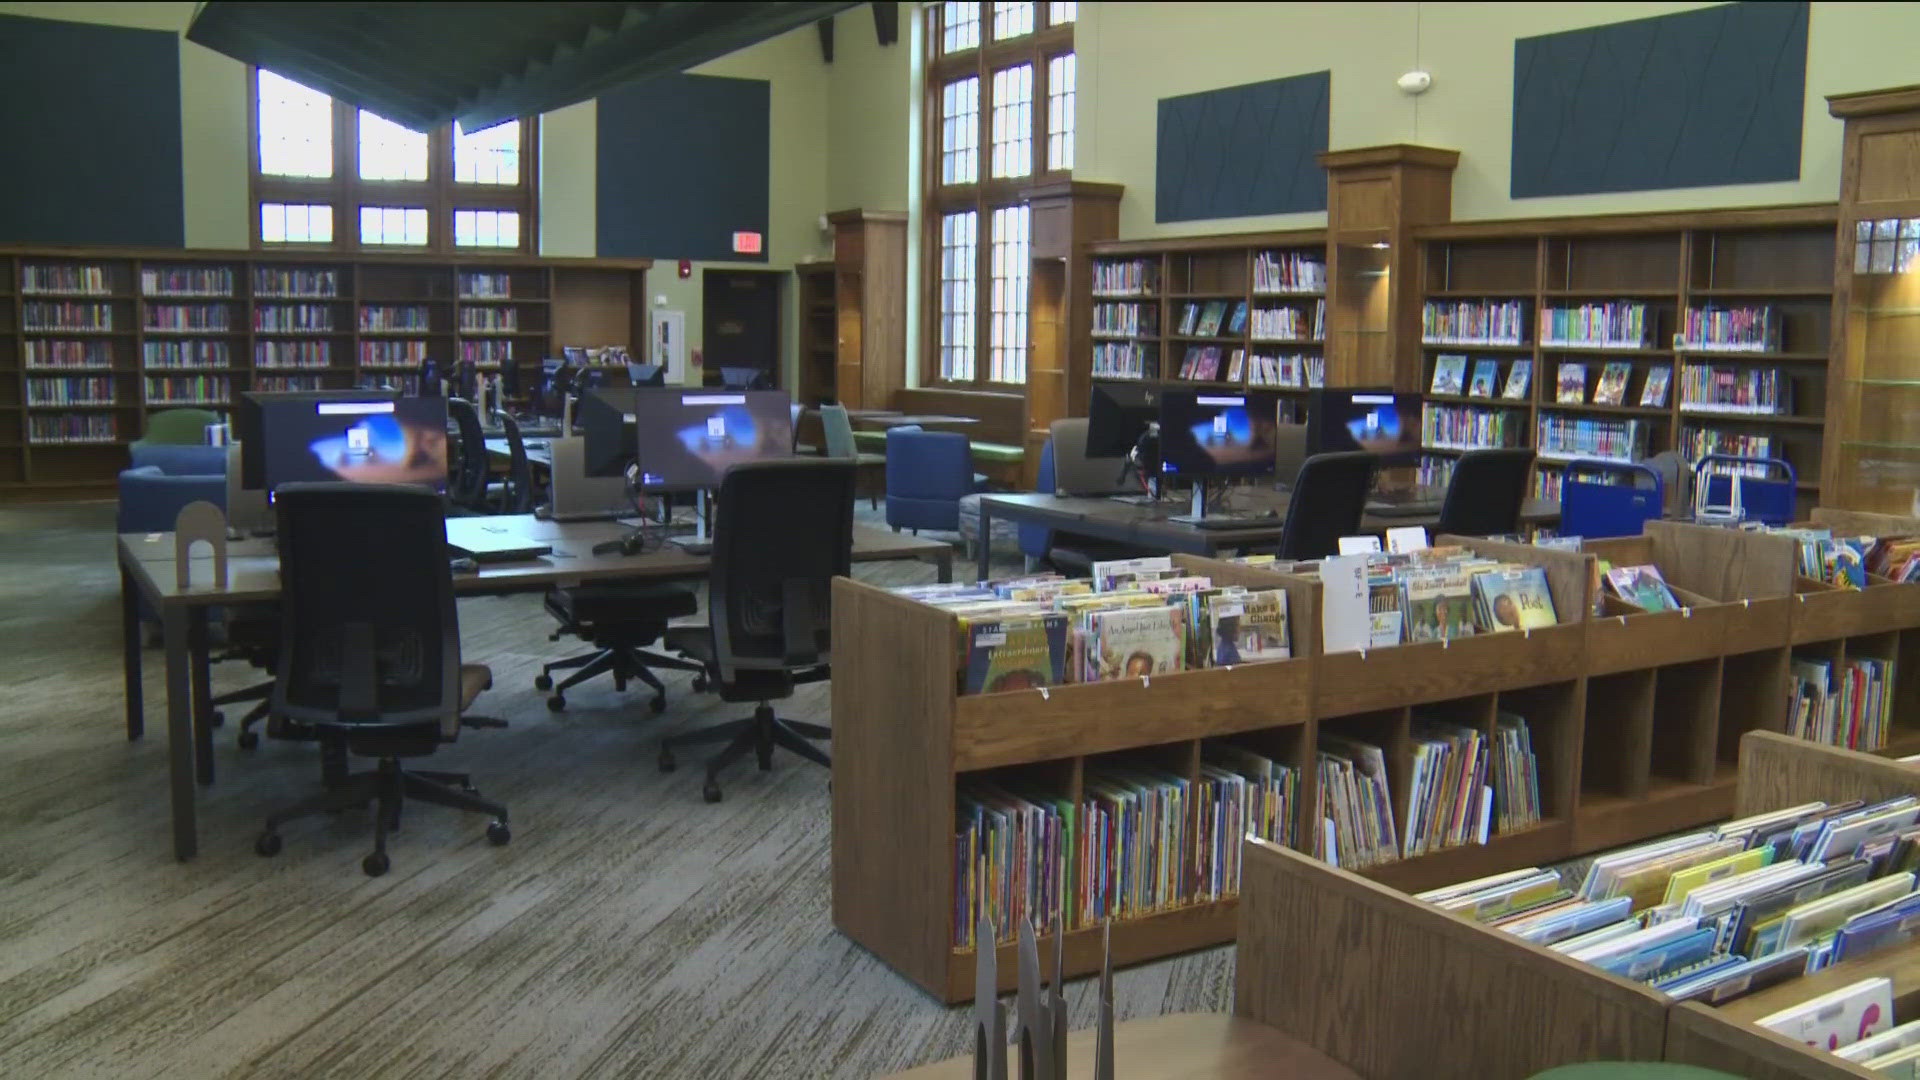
left=133, top=407, right=223, bottom=452
left=1526, top=1064, right=1746, bottom=1079
left=819, top=404, right=884, bottom=509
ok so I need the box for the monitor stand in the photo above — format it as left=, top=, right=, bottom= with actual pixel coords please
left=667, top=489, right=713, bottom=555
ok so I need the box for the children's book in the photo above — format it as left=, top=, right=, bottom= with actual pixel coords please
left=1087, top=605, right=1188, bottom=680
left=1593, top=361, right=1632, bottom=406
left=1556, top=363, right=1588, bottom=404
left=1430, top=354, right=1468, bottom=396
left=962, top=615, right=1069, bottom=694
left=1640, top=365, right=1672, bottom=407
left=1472, top=567, right=1558, bottom=631
left=1468, top=359, right=1500, bottom=398
left=1605, top=564, right=1682, bottom=612
left=1502, top=359, right=1533, bottom=400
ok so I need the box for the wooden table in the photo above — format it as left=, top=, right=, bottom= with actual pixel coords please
left=973, top=491, right=1562, bottom=580
left=118, top=516, right=953, bottom=861
left=876, top=1013, right=1362, bottom=1079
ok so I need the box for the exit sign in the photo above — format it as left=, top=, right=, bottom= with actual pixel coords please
left=731, top=230, right=763, bottom=255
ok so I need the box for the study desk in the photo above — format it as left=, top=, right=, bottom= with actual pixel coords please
left=973, top=492, right=1562, bottom=580
left=484, top=437, right=554, bottom=470
left=119, top=516, right=953, bottom=861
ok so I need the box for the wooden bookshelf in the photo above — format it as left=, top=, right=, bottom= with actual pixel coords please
left=826, top=209, right=906, bottom=412
left=1412, top=204, right=1837, bottom=509
left=0, top=246, right=650, bottom=501
left=793, top=262, right=837, bottom=407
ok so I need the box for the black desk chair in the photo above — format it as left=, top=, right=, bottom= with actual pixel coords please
left=487, top=410, right=535, bottom=513
left=1435, top=448, right=1536, bottom=537
left=535, top=581, right=704, bottom=713
left=447, top=398, right=490, bottom=511
left=659, top=459, right=854, bottom=802
left=1274, top=451, right=1377, bottom=560
left=252, top=482, right=511, bottom=877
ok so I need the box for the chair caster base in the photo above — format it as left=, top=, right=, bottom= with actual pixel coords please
left=650, top=695, right=667, bottom=714
left=238, top=730, right=260, bottom=750
left=210, top=710, right=225, bottom=728
left=533, top=673, right=553, bottom=691
left=703, top=780, right=722, bottom=803
left=546, top=694, right=566, bottom=712
left=255, top=832, right=282, bottom=857
left=362, top=852, right=390, bottom=877
left=487, top=820, right=511, bottom=845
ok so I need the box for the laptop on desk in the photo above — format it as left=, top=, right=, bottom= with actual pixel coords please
left=444, top=519, right=553, bottom=563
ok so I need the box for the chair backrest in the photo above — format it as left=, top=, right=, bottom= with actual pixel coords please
left=1049, top=417, right=1126, bottom=495
left=446, top=398, right=489, bottom=508
left=819, top=404, right=856, bottom=459
left=1644, top=450, right=1690, bottom=517
left=271, top=482, right=461, bottom=737
left=1436, top=448, right=1537, bottom=537
left=1276, top=451, right=1378, bottom=559
left=885, top=427, right=972, bottom=499
left=711, top=459, right=856, bottom=677
left=490, top=410, right=534, bottom=512
left=141, top=407, right=223, bottom=445
left=1274, top=422, right=1310, bottom=488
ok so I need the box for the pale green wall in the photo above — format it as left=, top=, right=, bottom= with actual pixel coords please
left=539, top=100, right=598, bottom=259
left=828, top=2, right=914, bottom=214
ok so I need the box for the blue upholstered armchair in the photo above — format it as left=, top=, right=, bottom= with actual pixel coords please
left=117, top=443, right=227, bottom=534
left=884, top=427, right=984, bottom=533
left=1017, top=436, right=1056, bottom=563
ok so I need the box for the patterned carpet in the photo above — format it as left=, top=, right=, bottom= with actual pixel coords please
left=0, top=503, right=1234, bottom=1079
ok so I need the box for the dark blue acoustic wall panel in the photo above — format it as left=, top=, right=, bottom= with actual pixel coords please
left=1511, top=1, right=1808, bottom=199
left=596, top=73, right=770, bottom=262
left=0, top=14, right=183, bottom=246
left=1156, top=71, right=1330, bottom=224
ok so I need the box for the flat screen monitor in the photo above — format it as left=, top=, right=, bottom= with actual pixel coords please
left=632, top=389, right=794, bottom=491
left=1086, top=382, right=1160, bottom=459
left=580, top=386, right=640, bottom=478
left=239, top=389, right=398, bottom=490
left=250, top=393, right=448, bottom=497
left=1307, top=387, right=1423, bottom=465
left=1156, top=389, right=1282, bottom=479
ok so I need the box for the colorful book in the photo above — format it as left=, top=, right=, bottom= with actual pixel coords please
left=1556, top=363, right=1588, bottom=404
left=1755, top=976, right=1893, bottom=1052
left=1472, top=566, right=1558, bottom=631
left=961, top=614, right=1070, bottom=694
left=1087, top=605, right=1188, bottom=680
left=1605, top=564, right=1681, bottom=612
left=1468, top=359, right=1500, bottom=398
left=1593, top=361, right=1632, bottom=406
left=1640, top=365, right=1672, bottom=407
left=1502, top=359, right=1533, bottom=400
left=1430, top=354, right=1468, bottom=396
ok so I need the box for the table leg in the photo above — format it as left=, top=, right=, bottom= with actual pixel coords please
left=163, top=606, right=198, bottom=861
left=936, top=548, right=953, bottom=584
left=121, top=562, right=144, bottom=741
left=975, top=502, right=993, bottom=582
left=190, top=608, right=215, bottom=787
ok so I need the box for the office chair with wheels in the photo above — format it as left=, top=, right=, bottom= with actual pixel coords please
left=446, top=398, right=490, bottom=511
left=487, top=411, right=535, bottom=513
left=535, top=581, right=704, bottom=713
left=252, top=482, right=510, bottom=877
left=1273, top=452, right=1377, bottom=560
left=659, top=459, right=854, bottom=802
left=1435, top=448, right=1537, bottom=537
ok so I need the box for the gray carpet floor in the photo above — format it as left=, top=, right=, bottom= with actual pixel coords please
left=0, top=503, right=1234, bottom=1079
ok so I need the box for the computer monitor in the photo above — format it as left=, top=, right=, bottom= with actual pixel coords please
left=238, top=389, right=396, bottom=490
left=631, top=389, right=794, bottom=491
left=1307, top=387, right=1423, bottom=465
left=719, top=366, right=767, bottom=390
left=579, top=386, right=640, bottom=479
left=1086, top=382, right=1160, bottom=459
left=1156, top=389, right=1282, bottom=480
left=248, top=393, right=448, bottom=498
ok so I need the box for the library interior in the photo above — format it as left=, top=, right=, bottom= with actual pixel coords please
left=14, top=1, right=1920, bottom=1076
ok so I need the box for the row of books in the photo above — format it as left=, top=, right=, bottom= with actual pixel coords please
left=461, top=341, right=513, bottom=365
left=953, top=743, right=1300, bottom=947
left=459, top=309, right=519, bottom=332
left=145, top=376, right=230, bottom=405
left=1252, top=251, right=1325, bottom=294
left=1248, top=300, right=1324, bottom=342
left=144, top=304, right=231, bottom=332
left=1789, top=656, right=1894, bottom=751
left=22, top=265, right=109, bottom=295
left=1536, top=415, right=1649, bottom=463
left=141, top=266, right=233, bottom=298
left=1554, top=361, right=1670, bottom=407
left=1091, top=342, right=1154, bottom=380
left=1091, top=258, right=1158, bottom=296
left=26, top=377, right=114, bottom=406
left=1419, top=797, right=1920, bottom=1065
left=255, top=304, right=335, bottom=332
left=25, top=341, right=111, bottom=370
left=142, top=341, right=230, bottom=369
left=1422, top=404, right=1520, bottom=451
left=28, top=414, right=118, bottom=444
left=1679, top=305, right=1780, bottom=352
left=458, top=272, right=514, bottom=299
left=1240, top=352, right=1324, bottom=389
left=1419, top=455, right=1456, bottom=489
left=23, top=301, right=113, bottom=331
left=1176, top=345, right=1232, bottom=382
left=255, top=267, right=339, bottom=297
left=361, top=374, right=422, bottom=395
left=1175, top=300, right=1244, bottom=337
left=1359, top=545, right=1561, bottom=647
left=1538, top=302, right=1652, bottom=348
left=257, top=342, right=331, bottom=370
left=1421, top=300, right=1527, bottom=345
left=1677, top=364, right=1792, bottom=415
left=359, top=306, right=433, bottom=331
left=1431, top=355, right=1532, bottom=400
left=255, top=375, right=325, bottom=393
left=362, top=341, right=429, bottom=369
left=1091, top=301, right=1154, bottom=337
left=1680, top=428, right=1774, bottom=471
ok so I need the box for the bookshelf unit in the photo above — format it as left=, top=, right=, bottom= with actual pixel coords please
left=1414, top=206, right=1836, bottom=509
left=794, top=262, right=837, bottom=407
left=0, top=246, right=650, bottom=501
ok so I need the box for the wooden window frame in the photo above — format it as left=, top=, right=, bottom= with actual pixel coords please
left=248, top=67, right=540, bottom=255
left=921, top=3, right=1073, bottom=389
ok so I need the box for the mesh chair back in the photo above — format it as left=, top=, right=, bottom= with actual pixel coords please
left=1049, top=417, right=1125, bottom=495
left=446, top=398, right=489, bottom=509
left=711, top=459, right=856, bottom=675
left=1436, top=448, right=1537, bottom=537
left=271, top=482, right=461, bottom=736
left=820, top=404, right=856, bottom=459
left=491, top=411, right=534, bottom=512
left=1277, top=451, right=1377, bottom=559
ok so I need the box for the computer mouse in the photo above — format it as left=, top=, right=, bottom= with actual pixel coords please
left=449, top=557, right=478, bottom=573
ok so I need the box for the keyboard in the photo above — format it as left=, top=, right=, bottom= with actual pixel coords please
left=1167, top=513, right=1276, bottom=530
left=1365, top=498, right=1443, bottom=517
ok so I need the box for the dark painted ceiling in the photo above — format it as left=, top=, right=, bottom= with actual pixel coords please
left=187, top=1, right=859, bottom=131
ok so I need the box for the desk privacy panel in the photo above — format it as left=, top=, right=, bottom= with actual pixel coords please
left=596, top=73, right=771, bottom=262
left=0, top=13, right=184, bottom=246
left=1510, top=1, right=1808, bottom=199
left=1155, top=71, right=1330, bottom=224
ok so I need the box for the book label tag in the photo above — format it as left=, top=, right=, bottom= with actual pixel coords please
left=1338, top=535, right=1382, bottom=555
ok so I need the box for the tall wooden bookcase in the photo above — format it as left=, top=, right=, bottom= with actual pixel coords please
left=793, top=261, right=838, bottom=406
left=826, top=209, right=908, bottom=411
left=0, top=245, right=648, bottom=502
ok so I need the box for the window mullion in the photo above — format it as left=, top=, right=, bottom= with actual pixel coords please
left=974, top=50, right=991, bottom=386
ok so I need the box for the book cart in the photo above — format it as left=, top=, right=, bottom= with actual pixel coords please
left=1233, top=732, right=1920, bottom=1080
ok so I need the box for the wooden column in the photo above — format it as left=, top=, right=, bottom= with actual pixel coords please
left=1317, top=145, right=1458, bottom=391
left=1824, top=86, right=1920, bottom=510
left=1024, top=180, right=1123, bottom=487
left=828, top=209, right=908, bottom=411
